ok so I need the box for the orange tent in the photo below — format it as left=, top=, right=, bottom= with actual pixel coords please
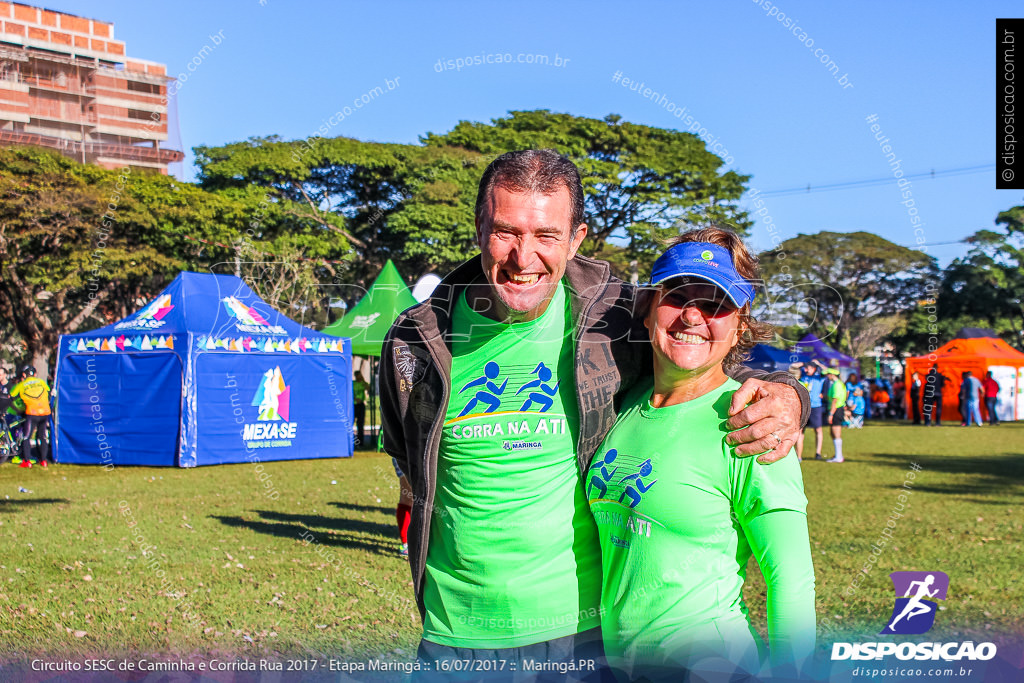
left=904, top=335, right=1024, bottom=422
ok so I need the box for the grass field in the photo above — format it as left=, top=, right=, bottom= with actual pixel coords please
left=0, top=421, right=1021, bottom=669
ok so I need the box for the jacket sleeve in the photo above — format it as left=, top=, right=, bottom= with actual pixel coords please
left=378, top=324, right=411, bottom=478
left=726, top=364, right=811, bottom=429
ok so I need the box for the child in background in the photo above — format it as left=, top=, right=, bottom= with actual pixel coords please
left=847, top=388, right=866, bottom=428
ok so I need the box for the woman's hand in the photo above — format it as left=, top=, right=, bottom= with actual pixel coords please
left=725, top=378, right=803, bottom=463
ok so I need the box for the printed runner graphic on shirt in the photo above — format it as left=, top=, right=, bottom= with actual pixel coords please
left=587, top=447, right=663, bottom=547
left=446, top=360, right=568, bottom=452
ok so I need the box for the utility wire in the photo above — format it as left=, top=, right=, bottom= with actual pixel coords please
left=754, top=164, right=994, bottom=198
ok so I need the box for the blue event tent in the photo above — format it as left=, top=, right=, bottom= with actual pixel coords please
left=54, top=272, right=353, bottom=467
left=743, top=344, right=812, bottom=374
left=792, top=333, right=856, bottom=368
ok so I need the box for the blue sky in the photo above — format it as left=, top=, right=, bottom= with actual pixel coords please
left=53, top=1, right=1023, bottom=264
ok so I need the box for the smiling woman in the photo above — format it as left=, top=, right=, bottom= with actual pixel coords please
left=587, top=227, right=816, bottom=681
left=643, top=230, right=775, bottom=402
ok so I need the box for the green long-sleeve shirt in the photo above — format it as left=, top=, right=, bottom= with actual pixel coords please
left=588, top=378, right=815, bottom=680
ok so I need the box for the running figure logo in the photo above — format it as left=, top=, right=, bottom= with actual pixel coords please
left=587, top=449, right=658, bottom=509
left=588, top=448, right=620, bottom=499
left=880, top=571, right=949, bottom=635
left=618, top=458, right=657, bottom=508
left=515, top=362, right=559, bottom=412
left=457, top=361, right=508, bottom=417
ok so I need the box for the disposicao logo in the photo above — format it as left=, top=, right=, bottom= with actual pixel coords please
left=881, top=571, right=948, bottom=635
left=831, top=570, right=996, bottom=663
left=242, top=366, right=297, bottom=447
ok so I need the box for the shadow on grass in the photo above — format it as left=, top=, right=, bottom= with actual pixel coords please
left=328, top=501, right=393, bottom=515
left=211, top=511, right=397, bottom=556
left=256, top=509, right=394, bottom=537
left=0, top=497, right=70, bottom=512
left=870, top=453, right=1024, bottom=501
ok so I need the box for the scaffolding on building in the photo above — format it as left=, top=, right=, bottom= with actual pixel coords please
left=0, top=5, right=182, bottom=174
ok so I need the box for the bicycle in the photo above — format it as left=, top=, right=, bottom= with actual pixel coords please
left=0, top=414, right=27, bottom=464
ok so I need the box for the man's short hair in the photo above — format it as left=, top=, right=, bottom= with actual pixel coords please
left=475, top=149, right=585, bottom=229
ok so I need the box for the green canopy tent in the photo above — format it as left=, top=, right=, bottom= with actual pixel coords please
left=323, top=260, right=418, bottom=448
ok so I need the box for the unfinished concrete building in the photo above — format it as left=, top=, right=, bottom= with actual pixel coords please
left=0, top=2, right=182, bottom=173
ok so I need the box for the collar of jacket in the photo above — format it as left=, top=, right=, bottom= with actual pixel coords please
left=403, top=253, right=614, bottom=349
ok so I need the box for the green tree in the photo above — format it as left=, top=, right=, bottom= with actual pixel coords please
left=936, top=207, right=1024, bottom=347
left=195, top=110, right=749, bottom=285
left=424, top=110, right=750, bottom=275
left=0, top=147, right=350, bottom=373
left=195, top=136, right=480, bottom=288
left=758, top=231, right=937, bottom=353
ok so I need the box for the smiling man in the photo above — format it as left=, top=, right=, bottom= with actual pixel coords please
left=380, top=149, right=809, bottom=680
left=469, top=181, right=586, bottom=323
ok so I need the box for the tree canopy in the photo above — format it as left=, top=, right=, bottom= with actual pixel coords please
left=940, top=206, right=1024, bottom=335
left=195, top=110, right=749, bottom=283
left=0, top=147, right=350, bottom=372
left=888, top=205, right=1024, bottom=353
left=196, top=136, right=481, bottom=286
left=758, top=231, right=937, bottom=353
left=5, top=114, right=1022, bottom=375
left=423, top=110, right=750, bottom=273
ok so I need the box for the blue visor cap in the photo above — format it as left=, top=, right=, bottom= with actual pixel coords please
left=650, top=242, right=757, bottom=308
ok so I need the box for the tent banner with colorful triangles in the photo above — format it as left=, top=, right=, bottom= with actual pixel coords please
left=55, top=272, right=353, bottom=468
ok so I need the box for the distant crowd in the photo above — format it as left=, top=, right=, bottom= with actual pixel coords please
left=793, top=361, right=1003, bottom=463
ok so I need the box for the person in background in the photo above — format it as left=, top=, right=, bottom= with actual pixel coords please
left=796, top=362, right=825, bottom=461
left=845, top=373, right=860, bottom=397
left=923, top=367, right=948, bottom=426
left=963, top=371, right=984, bottom=427
left=983, top=371, right=1001, bottom=426
left=847, top=387, right=866, bottom=428
left=0, top=366, right=13, bottom=465
left=910, top=372, right=922, bottom=424
left=11, top=365, right=52, bottom=468
left=891, top=376, right=905, bottom=417
left=352, top=373, right=368, bottom=447
left=957, top=372, right=968, bottom=426
left=392, top=458, right=413, bottom=557
left=824, top=368, right=847, bottom=463
left=860, top=376, right=873, bottom=420
left=871, top=382, right=890, bottom=420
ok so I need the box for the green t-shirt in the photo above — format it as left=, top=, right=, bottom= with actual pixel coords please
left=828, top=379, right=848, bottom=411
left=352, top=379, right=368, bottom=405
left=423, top=282, right=602, bottom=648
left=588, top=378, right=810, bottom=675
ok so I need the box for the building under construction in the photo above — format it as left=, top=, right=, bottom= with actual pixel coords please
left=0, top=2, right=182, bottom=173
